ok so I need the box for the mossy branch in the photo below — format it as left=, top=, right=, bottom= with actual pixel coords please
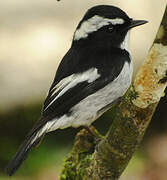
left=60, top=5, right=167, bottom=180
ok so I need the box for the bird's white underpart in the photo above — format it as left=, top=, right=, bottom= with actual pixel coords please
left=74, top=15, right=124, bottom=40
left=40, top=61, right=133, bottom=135
left=120, top=32, right=130, bottom=52
left=44, top=68, right=100, bottom=111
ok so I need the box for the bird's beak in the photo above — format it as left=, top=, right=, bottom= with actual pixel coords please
left=128, top=19, right=148, bottom=29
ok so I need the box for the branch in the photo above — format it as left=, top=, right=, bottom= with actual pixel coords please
left=60, top=5, right=167, bottom=180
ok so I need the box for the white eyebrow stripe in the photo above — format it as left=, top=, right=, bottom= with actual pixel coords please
left=44, top=68, right=101, bottom=111
left=74, top=15, right=124, bottom=40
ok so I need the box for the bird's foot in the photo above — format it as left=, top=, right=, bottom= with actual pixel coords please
left=83, top=126, right=103, bottom=143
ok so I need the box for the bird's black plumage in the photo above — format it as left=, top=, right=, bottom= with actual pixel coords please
left=6, top=5, right=147, bottom=176
left=6, top=132, right=43, bottom=176
left=77, top=5, right=130, bottom=29
left=43, top=46, right=130, bottom=118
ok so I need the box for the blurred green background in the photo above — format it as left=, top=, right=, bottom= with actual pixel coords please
left=0, top=1, right=167, bottom=180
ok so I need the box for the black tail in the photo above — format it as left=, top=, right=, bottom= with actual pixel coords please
left=6, top=131, right=44, bottom=176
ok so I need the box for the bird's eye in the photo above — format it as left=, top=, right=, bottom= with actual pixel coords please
left=108, top=27, right=113, bottom=31
left=99, top=25, right=114, bottom=33
left=107, top=26, right=113, bottom=33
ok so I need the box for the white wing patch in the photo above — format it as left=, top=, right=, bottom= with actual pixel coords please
left=74, top=15, right=124, bottom=40
left=44, top=68, right=100, bottom=111
left=51, top=75, right=74, bottom=97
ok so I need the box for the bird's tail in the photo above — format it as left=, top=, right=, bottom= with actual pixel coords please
left=6, top=128, right=45, bottom=176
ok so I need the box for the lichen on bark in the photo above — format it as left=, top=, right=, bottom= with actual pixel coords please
left=60, top=5, right=167, bottom=180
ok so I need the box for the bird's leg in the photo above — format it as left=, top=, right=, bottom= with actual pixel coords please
left=115, top=96, right=123, bottom=105
left=84, top=126, right=96, bottom=137
left=83, top=126, right=102, bottom=142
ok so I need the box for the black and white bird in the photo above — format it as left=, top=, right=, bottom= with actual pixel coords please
left=6, top=5, right=147, bottom=176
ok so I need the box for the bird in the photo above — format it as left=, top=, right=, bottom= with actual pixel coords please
left=6, top=5, right=148, bottom=176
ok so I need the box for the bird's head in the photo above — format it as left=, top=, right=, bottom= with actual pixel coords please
left=73, top=5, right=148, bottom=50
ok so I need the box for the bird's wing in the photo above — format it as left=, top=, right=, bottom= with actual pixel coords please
left=43, top=67, right=112, bottom=117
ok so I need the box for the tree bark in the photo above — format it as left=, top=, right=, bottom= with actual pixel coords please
left=60, top=5, right=167, bottom=180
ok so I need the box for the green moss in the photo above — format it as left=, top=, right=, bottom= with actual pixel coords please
left=60, top=152, right=93, bottom=180
left=60, top=152, right=77, bottom=180
left=78, top=155, right=92, bottom=178
left=123, top=86, right=138, bottom=104
left=60, top=129, right=97, bottom=180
